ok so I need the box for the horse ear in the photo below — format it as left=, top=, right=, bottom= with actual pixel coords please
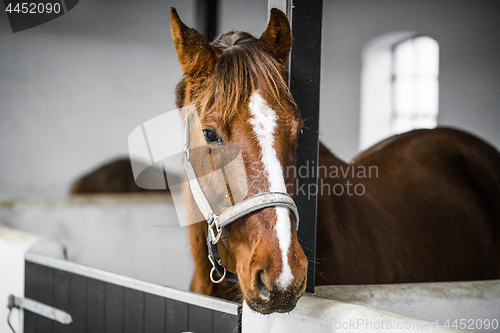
left=259, top=8, right=292, bottom=64
left=170, top=8, right=219, bottom=77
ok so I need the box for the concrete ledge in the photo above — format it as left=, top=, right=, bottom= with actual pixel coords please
left=243, top=293, right=465, bottom=333
left=315, top=282, right=500, bottom=332
left=0, top=192, right=172, bottom=207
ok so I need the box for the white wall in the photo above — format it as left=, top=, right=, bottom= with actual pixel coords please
left=1, top=0, right=499, bottom=198
left=0, top=0, right=194, bottom=199
left=219, top=0, right=267, bottom=37
left=320, top=0, right=500, bottom=161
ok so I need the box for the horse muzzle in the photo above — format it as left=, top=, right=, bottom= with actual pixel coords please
left=245, top=273, right=307, bottom=314
left=242, top=251, right=307, bottom=314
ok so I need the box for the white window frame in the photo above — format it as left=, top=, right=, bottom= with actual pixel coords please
left=359, top=32, right=439, bottom=151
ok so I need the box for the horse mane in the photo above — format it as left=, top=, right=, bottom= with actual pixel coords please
left=175, top=31, right=295, bottom=125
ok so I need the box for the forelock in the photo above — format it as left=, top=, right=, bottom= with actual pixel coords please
left=176, top=31, right=295, bottom=125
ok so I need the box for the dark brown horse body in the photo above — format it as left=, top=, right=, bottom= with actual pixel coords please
left=70, top=158, right=169, bottom=194
left=315, top=128, right=500, bottom=286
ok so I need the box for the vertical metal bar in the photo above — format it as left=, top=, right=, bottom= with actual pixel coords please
left=37, top=265, right=54, bottom=332
left=188, top=304, right=212, bottom=332
left=105, top=283, right=125, bottom=333
left=144, top=293, right=166, bottom=333
left=195, top=0, right=219, bottom=41
left=166, top=298, right=188, bottom=332
left=124, top=289, right=144, bottom=333
left=24, top=262, right=38, bottom=332
left=87, top=279, right=105, bottom=333
left=269, top=0, right=322, bottom=293
left=53, top=269, right=70, bottom=333
left=69, top=273, right=87, bottom=333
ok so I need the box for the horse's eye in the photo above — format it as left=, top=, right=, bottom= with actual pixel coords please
left=203, top=129, right=219, bottom=142
left=298, top=128, right=304, bottom=138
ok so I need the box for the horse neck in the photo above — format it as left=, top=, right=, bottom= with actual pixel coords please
left=317, top=141, right=370, bottom=230
left=318, top=142, right=349, bottom=171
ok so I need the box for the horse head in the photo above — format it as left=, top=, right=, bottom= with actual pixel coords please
left=171, top=7, right=308, bottom=314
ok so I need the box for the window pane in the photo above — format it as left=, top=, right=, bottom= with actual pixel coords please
left=416, top=78, right=439, bottom=113
left=392, top=117, right=413, bottom=134
left=414, top=36, right=439, bottom=76
left=391, top=35, right=439, bottom=136
left=394, top=78, right=414, bottom=116
left=415, top=116, right=437, bottom=129
left=394, top=39, right=414, bottom=76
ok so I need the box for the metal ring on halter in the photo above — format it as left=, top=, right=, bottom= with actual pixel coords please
left=208, top=216, right=222, bottom=245
left=208, top=255, right=226, bottom=284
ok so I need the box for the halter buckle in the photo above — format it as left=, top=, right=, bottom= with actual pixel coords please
left=208, top=254, right=226, bottom=284
left=208, top=215, right=222, bottom=244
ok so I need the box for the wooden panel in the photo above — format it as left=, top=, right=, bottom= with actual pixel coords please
left=212, top=310, right=241, bottom=333
left=124, top=288, right=144, bottom=333
left=25, top=252, right=240, bottom=315
left=105, top=283, right=124, bottom=333
left=69, top=272, right=87, bottom=333
left=37, top=265, right=54, bottom=332
left=87, top=278, right=105, bottom=333
left=52, top=269, right=70, bottom=333
left=166, top=298, right=188, bottom=332
left=25, top=258, right=241, bottom=333
left=24, top=261, right=38, bottom=333
left=144, top=293, right=166, bottom=333
left=188, top=304, right=213, bottom=333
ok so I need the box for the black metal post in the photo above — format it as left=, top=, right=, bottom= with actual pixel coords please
left=195, top=0, right=219, bottom=41
left=269, top=0, right=322, bottom=294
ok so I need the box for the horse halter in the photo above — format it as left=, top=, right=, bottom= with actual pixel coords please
left=183, top=113, right=300, bottom=284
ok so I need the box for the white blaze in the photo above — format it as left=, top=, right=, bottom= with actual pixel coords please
left=248, top=92, right=293, bottom=289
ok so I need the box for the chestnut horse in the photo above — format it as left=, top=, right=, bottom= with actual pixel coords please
left=72, top=8, right=500, bottom=315
left=169, top=7, right=500, bottom=314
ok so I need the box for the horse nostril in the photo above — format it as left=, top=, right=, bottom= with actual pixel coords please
left=256, top=270, right=270, bottom=299
left=297, top=274, right=307, bottom=295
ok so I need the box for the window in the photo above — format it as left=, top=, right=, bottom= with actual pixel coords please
left=391, top=36, right=439, bottom=134
left=359, top=33, right=439, bottom=151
